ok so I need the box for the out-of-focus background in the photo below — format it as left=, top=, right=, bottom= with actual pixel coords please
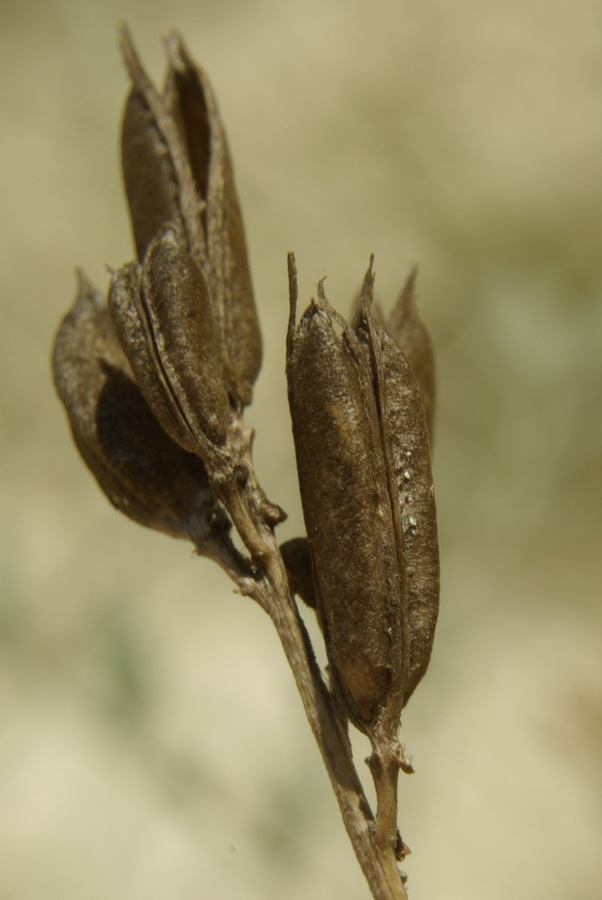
left=1, top=0, right=601, bottom=897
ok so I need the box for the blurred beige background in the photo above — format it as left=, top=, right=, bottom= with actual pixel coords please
left=1, top=0, right=601, bottom=897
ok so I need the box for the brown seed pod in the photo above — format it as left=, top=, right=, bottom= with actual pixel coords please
left=120, top=27, right=206, bottom=263
left=286, top=255, right=439, bottom=732
left=356, top=269, right=439, bottom=704
left=120, top=26, right=262, bottom=408
left=164, top=34, right=262, bottom=406
left=120, top=83, right=186, bottom=264
left=52, top=269, right=229, bottom=545
left=108, top=223, right=231, bottom=466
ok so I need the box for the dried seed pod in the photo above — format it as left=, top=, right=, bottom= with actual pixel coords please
left=357, top=269, right=439, bottom=703
left=120, top=27, right=205, bottom=263
left=120, top=82, right=186, bottom=264
left=287, top=265, right=403, bottom=730
left=52, top=269, right=229, bottom=545
left=120, top=26, right=262, bottom=408
left=164, top=34, right=262, bottom=406
left=287, top=255, right=439, bottom=732
left=109, top=223, right=231, bottom=465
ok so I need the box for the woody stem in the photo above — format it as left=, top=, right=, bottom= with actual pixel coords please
left=367, top=737, right=403, bottom=858
left=260, top=535, right=408, bottom=899
left=228, top=486, right=408, bottom=899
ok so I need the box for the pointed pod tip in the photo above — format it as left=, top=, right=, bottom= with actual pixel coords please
left=357, top=255, right=376, bottom=323
left=164, top=30, right=186, bottom=71
left=400, top=264, right=419, bottom=306
left=163, top=30, right=210, bottom=94
left=388, top=262, right=421, bottom=333
left=118, top=21, right=133, bottom=50
left=73, top=268, right=104, bottom=313
left=287, top=252, right=299, bottom=348
left=118, top=22, right=138, bottom=75
left=75, top=266, right=93, bottom=292
left=316, top=276, right=328, bottom=303
left=287, top=252, right=297, bottom=294
left=365, top=253, right=376, bottom=290
left=118, top=25, right=155, bottom=96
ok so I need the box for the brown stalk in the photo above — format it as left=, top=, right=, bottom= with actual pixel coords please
left=221, top=456, right=410, bottom=900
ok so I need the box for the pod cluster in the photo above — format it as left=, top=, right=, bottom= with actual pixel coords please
left=52, top=28, right=261, bottom=551
left=52, top=27, right=440, bottom=731
left=285, top=257, right=439, bottom=732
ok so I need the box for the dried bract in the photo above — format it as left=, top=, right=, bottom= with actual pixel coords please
left=52, top=270, right=229, bottom=546
left=362, top=274, right=439, bottom=703
left=384, top=267, right=436, bottom=442
left=120, top=27, right=261, bottom=408
left=352, top=266, right=435, bottom=442
left=109, top=223, right=231, bottom=465
left=287, top=256, right=439, bottom=733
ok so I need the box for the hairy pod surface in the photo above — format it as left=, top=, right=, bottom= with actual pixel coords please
left=109, top=224, right=231, bottom=463
left=287, top=256, right=439, bottom=732
left=52, top=270, right=228, bottom=543
left=120, top=27, right=261, bottom=408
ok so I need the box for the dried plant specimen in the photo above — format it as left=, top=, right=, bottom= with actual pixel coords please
left=287, top=259, right=439, bottom=731
left=52, top=27, right=440, bottom=900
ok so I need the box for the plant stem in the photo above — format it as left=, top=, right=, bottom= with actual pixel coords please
left=251, top=527, right=408, bottom=898
left=215, top=430, right=409, bottom=898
